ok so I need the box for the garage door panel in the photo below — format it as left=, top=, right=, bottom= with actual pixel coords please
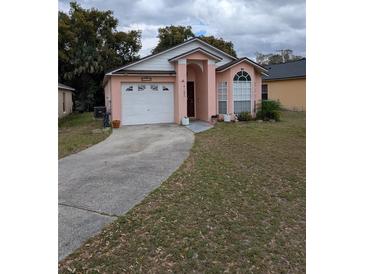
left=121, top=83, right=174, bottom=125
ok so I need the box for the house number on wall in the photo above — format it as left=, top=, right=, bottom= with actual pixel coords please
left=141, top=76, right=152, bottom=81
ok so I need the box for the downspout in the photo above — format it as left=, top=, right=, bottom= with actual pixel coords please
left=109, top=76, right=112, bottom=122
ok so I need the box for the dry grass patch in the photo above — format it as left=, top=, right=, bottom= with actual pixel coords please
left=59, top=111, right=305, bottom=273
left=58, top=112, right=111, bottom=159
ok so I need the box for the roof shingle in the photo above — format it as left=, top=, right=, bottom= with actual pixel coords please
left=263, top=58, right=306, bottom=80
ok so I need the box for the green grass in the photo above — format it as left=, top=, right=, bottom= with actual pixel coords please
left=58, top=112, right=111, bottom=159
left=59, top=111, right=305, bottom=273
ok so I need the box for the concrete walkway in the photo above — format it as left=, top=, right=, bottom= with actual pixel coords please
left=59, top=124, right=194, bottom=260
left=185, top=120, right=214, bottom=133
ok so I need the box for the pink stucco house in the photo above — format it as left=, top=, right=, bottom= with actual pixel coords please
left=103, top=37, right=268, bottom=126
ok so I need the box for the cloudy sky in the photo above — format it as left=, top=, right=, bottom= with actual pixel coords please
left=59, top=0, right=306, bottom=59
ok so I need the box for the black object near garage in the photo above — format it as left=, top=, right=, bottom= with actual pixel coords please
left=94, top=106, right=106, bottom=118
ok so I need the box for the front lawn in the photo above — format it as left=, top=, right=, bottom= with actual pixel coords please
left=58, top=112, right=111, bottom=159
left=59, top=111, right=306, bottom=273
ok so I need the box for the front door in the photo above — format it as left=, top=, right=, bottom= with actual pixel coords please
left=187, top=81, right=195, bottom=117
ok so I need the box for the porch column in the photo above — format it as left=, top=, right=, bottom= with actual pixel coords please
left=227, top=70, right=234, bottom=114
left=253, top=71, right=262, bottom=116
left=206, top=60, right=216, bottom=121
left=111, top=77, right=121, bottom=123
left=175, top=59, right=187, bottom=124
left=227, top=69, right=234, bottom=114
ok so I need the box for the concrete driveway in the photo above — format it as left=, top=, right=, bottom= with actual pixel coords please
left=59, top=124, right=194, bottom=260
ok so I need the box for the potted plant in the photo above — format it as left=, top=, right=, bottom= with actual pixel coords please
left=181, top=116, right=189, bottom=126
left=112, top=120, right=120, bottom=128
left=211, top=115, right=218, bottom=124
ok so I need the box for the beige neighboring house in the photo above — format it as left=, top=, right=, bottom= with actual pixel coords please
left=58, top=83, right=75, bottom=118
left=262, top=58, right=306, bottom=111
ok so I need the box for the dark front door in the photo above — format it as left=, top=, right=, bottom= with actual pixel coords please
left=187, top=81, right=195, bottom=117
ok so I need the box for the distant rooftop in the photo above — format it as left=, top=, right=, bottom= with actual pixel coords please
left=263, top=58, right=306, bottom=81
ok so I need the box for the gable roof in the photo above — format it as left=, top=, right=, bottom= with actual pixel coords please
left=58, top=83, right=75, bottom=91
left=106, top=37, right=237, bottom=75
left=216, top=57, right=269, bottom=75
left=112, top=70, right=176, bottom=75
left=168, top=47, right=223, bottom=62
left=263, top=58, right=306, bottom=81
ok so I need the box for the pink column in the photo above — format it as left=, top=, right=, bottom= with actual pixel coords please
left=227, top=69, right=234, bottom=114
left=111, top=77, right=121, bottom=124
left=206, top=61, right=216, bottom=121
left=254, top=71, right=262, bottom=116
left=175, top=59, right=187, bottom=124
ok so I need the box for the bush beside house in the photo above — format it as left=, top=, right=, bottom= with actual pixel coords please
left=237, top=112, right=253, bottom=121
left=256, top=100, right=282, bottom=121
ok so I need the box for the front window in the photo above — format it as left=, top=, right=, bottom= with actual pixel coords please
left=138, top=84, right=146, bottom=91
left=233, top=70, right=251, bottom=113
left=125, top=85, right=133, bottom=91
left=217, top=81, right=227, bottom=114
left=262, top=84, right=268, bottom=100
left=150, top=84, right=158, bottom=91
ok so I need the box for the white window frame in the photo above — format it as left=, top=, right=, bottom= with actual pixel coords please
left=233, top=71, right=252, bottom=114
left=217, top=81, right=228, bottom=114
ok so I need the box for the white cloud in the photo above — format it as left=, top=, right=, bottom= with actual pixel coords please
left=59, top=0, right=305, bottom=58
left=121, top=23, right=162, bottom=56
left=58, top=0, right=70, bottom=12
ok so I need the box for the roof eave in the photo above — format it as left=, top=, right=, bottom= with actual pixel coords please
left=58, top=86, right=75, bottom=91
left=193, top=37, right=238, bottom=60
left=106, top=37, right=237, bottom=75
left=168, top=47, right=223, bottom=62
left=102, top=75, right=110, bottom=87
left=243, top=58, right=269, bottom=72
left=104, top=70, right=176, bottom=78
left=114, top=72, right=176, bottom=75
left=216, top=58, right=268, bottom=74
left=263, top=76, right=306, bottom=81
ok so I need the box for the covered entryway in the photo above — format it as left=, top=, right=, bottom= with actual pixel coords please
left=174, top=51, right=218, bottom=123
left=121, top=83, right=174, bottom=125
left=186, top=62, right=207, bottom=120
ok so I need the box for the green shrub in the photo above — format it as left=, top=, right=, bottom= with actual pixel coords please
left=238, top=112, right=253, bottom=121
left=256, top=100, right=282, bottom=121
left=271, top=110, right=281, bottom=121
left=256, top=110, right=264, bottom=120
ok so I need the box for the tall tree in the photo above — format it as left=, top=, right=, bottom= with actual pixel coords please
left=199, top=35, right=237, bottom=57
left=152, top=25, right=195, bottom=54
left=59, top=2, right=141, bottom=110
left=255, top=49, right=303, bottom=65
left=152, top=25, right=237, bottom=57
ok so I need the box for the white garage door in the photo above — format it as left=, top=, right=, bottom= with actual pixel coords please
left=121, top=83, right=174, bottom=125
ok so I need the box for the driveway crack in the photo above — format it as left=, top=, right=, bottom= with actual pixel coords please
left=59, top=203, right=119, bottom=218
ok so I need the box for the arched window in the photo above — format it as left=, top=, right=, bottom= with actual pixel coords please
left=233, top=71, right=251, bottom=81
left=233, top=71, right=251, bottom=113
